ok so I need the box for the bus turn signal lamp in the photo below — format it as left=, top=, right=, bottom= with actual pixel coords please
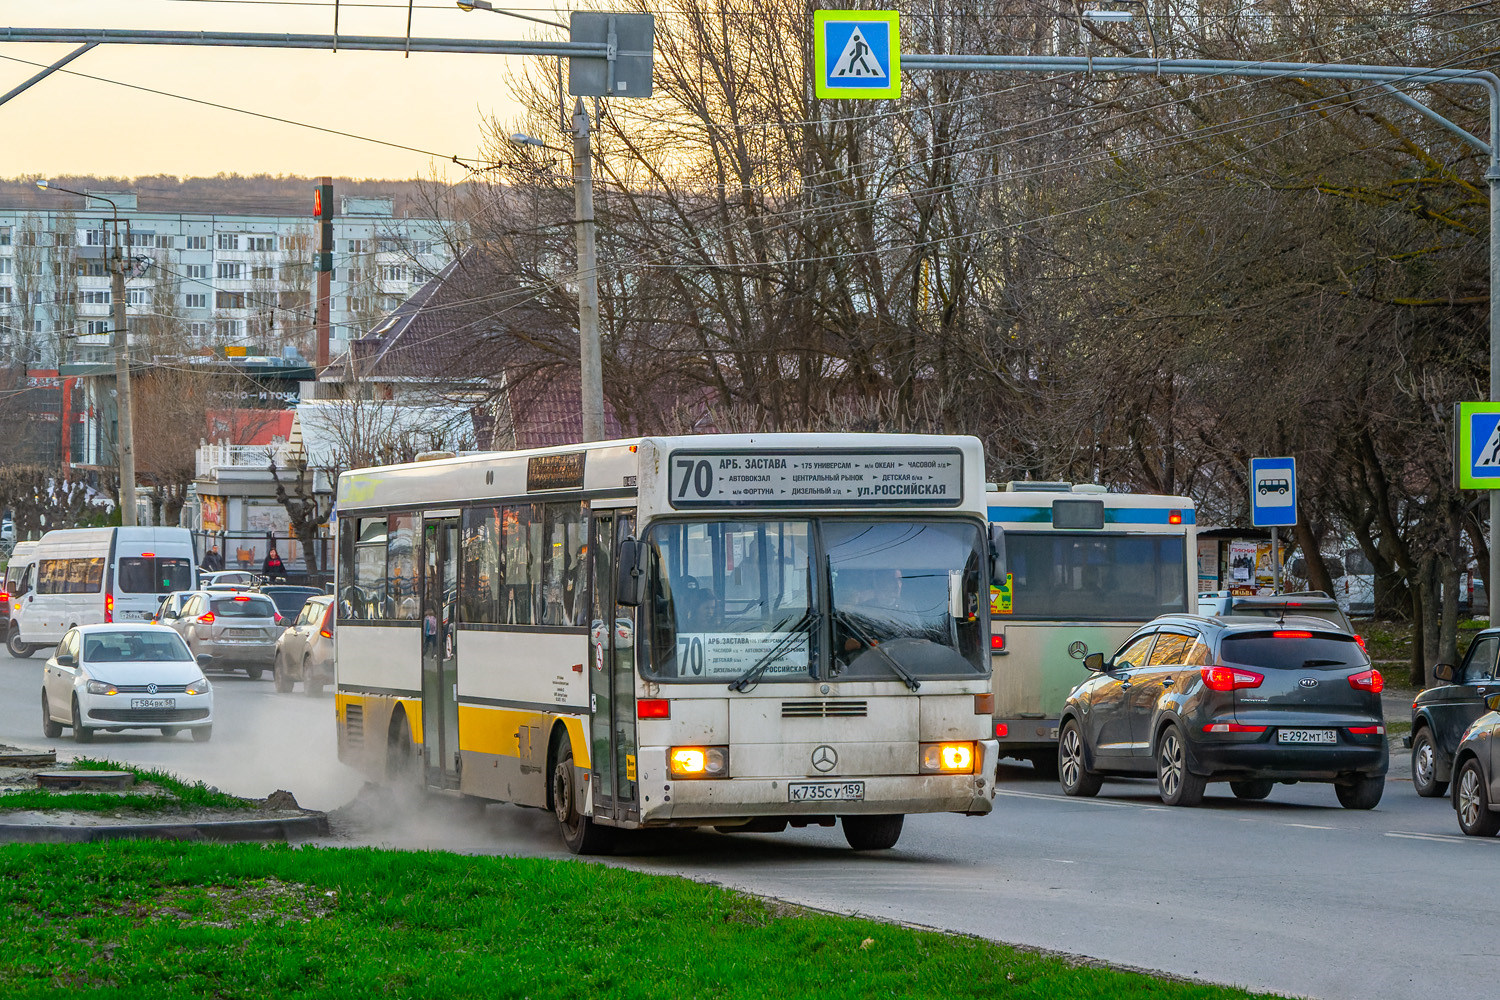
left=1168, top=510, right=1183, bottom=525
left=920, top=742, right=975, bottom=774
left=104, top=593, right=113, bottom=623
left=669, top=745, right=727, bottom=778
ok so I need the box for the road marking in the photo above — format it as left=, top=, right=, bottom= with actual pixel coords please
left=1386, top=831, right=1500, bottom=845
left=995, top=789, right=1164, bottom=811
left=1283, top=823, right=1335, bottom=831
left=1043, top=858, right=1076, bottom=864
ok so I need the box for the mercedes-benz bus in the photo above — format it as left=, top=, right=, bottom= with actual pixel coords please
left=334, top=434, right=1003, bottom=853
left=987, top=484, right=1195, bottom=774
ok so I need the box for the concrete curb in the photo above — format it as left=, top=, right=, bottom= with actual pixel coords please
left=0, top=813, right=330, bottom=844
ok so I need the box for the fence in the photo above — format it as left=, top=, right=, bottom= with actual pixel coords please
left=193, top=530, right=333, bottom=588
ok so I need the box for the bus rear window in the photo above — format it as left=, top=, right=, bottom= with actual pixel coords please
left=1003, top=533, right=1187, bottom=620
left=117, top=557, right=194, bottom=594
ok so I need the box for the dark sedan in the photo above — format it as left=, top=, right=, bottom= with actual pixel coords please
left=1450, top=694, right=1500, bottom=836
left=1058, top=614, right=1387, bottom=808
left=1406, top=628, right=1499, bottom=797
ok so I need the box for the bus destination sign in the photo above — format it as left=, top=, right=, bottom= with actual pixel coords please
left=667, top=449, right=964, bottom=508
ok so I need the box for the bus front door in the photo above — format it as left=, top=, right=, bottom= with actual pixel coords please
left=421, top=516, right=461, bottom=788
left=589, top=511, right=639, bottom=824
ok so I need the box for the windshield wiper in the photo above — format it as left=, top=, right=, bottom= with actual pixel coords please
left=728, top=608, right=817, bottom=693
left=832, top=607, right=921, bottom=692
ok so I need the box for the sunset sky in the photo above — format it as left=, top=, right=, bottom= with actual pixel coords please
left=0, top=0, right=548, bottom=181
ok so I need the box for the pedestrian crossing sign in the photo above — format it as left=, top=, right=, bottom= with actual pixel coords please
left=1458, top=401, right=1500, bottom=489
left=814, top=10, right=900, bottom=99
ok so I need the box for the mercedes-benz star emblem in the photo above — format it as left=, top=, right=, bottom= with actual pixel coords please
left=147, top=683, right=158, bottom=695
left=1299, top=677, right=1319, bottom=688
left=811, top=745, right=838, bottom=773
left=1067, top=640, right=1088, bottom=660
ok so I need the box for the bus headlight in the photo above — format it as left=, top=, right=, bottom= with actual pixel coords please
left=920, top=742, right=975, bottom=774
left=669, top=745, right=728, bottom=779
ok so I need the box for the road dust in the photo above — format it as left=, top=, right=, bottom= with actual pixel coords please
left=325, top=782, right=568, bottom=856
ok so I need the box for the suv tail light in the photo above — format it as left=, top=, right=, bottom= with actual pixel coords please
left=1202, top=665, right=1264, bottom=691
left=1353, top=634, right=1366, bottom=650
left=198, top=611, right=216, bottom=624
left=1348, top=668, right=1384, bottom=693
left=319, top=603, right=334, bottom=639
left=1203, top=722, right=1267, bottom=733
left=1272, top=630, right=1313, bottom=639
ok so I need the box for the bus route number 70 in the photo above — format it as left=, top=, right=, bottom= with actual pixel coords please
left=675, top=458, right=715, bottom=500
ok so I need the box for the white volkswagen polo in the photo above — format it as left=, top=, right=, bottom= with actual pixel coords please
left=41, top=624, right=214, bottom=743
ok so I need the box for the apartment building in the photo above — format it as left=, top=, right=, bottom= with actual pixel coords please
left=0, top=191, right=452, bottom=368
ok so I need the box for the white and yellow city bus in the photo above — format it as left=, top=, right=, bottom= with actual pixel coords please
left=334, top=433, right=1003, bottom=853
left=987, top=485, right=1195, bottom=774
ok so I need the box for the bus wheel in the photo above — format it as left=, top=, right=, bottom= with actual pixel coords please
left=1028, top=752, right=1060, bottom=781
left=7, top=626, right=33, bottom=658
left=842, top=814, right=903, bottom=850
left=551, top=742, right=614, bottom=855
left=386, top=712, right=420, bottom=785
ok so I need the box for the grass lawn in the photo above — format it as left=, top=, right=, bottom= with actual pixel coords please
left=0, top=841, right=1284, bottom=999
left=0, top=760, right=254, bottom=815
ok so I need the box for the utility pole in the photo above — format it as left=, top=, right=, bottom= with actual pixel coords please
left=37, top=181, right=135, bottom=525
left=572, top=98, right=604, bottom=441
left=314, top=177, right=334, bottom=371
left=110, top=218, right=137, bottom=527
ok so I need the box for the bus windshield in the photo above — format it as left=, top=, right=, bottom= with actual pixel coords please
left=643, top=518, right=987, bottom=685
left=1004, top=533, right=1188, bottom=621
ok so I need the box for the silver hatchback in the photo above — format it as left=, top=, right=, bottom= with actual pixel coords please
left=170, top=592, right=283, bottom=679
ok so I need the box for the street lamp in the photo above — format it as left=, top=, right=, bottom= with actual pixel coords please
left=1080, top=2, right=1159, bottom=59
left=34, top=179, right=137, bottom=526
left=455, top=1, right=568, bottom=31
left=511, top=111, right=606, bottom=442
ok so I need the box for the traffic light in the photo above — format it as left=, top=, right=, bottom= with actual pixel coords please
left=313, top=181, right=335, bottom=272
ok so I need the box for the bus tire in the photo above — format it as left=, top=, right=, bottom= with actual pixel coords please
left=1027, top=752, right=1060, bottom=781
left=386, top=710, right=420, bottom=785
left=842, top=814, right=903, bottom=851
left=8, top=626, right=33, bottom=658
left=551, top=740, right=613, bottom=855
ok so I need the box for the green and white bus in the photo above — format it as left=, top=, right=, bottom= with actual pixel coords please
left=334, top=433, right=1004, bottom=853
left=986, top=484, right=1195, bottom=773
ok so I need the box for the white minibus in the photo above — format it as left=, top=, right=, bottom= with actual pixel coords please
left=9, top=527, right=197, bottom=656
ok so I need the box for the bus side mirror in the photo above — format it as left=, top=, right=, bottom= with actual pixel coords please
left=988, top=524, right=1007, bottom=583
left=616, top=537, right=646, bottom=607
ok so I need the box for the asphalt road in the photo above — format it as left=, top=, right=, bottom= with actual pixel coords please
left=0, top=653, right=1490, bottom=1000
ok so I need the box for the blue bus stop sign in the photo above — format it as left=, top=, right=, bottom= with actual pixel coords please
left=1250, top=456, right=1296, bottom=528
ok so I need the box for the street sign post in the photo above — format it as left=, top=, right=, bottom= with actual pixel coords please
left=1250, top=456, right=1297, bottom=594
left=1456, top=402, right=1500, bottom=490
left=813, top=10, right=901, bottom=100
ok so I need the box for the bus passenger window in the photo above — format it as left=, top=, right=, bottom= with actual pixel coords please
left=387, top=515, right=419, bottom=620
left=461, top=507, right=501, bottom=624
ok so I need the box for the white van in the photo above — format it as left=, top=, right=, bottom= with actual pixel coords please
left=9, top=527, right=197, bottom=657
left=2, top=540, right=38, bottom=625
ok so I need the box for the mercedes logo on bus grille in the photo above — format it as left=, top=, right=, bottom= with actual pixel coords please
left=1068, top=641, right=1089, bottom=660
left=811, top=745, right=838, bottom=772
left=147, top=683, right=158, bottom=695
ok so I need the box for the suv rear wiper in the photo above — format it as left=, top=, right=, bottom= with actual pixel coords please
left=728, top=608, right=816, bottom=693
left=832, top=607, right=921, bottom=692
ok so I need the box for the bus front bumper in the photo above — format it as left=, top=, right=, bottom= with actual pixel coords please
left=637, top=740, right=998, bottom=823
